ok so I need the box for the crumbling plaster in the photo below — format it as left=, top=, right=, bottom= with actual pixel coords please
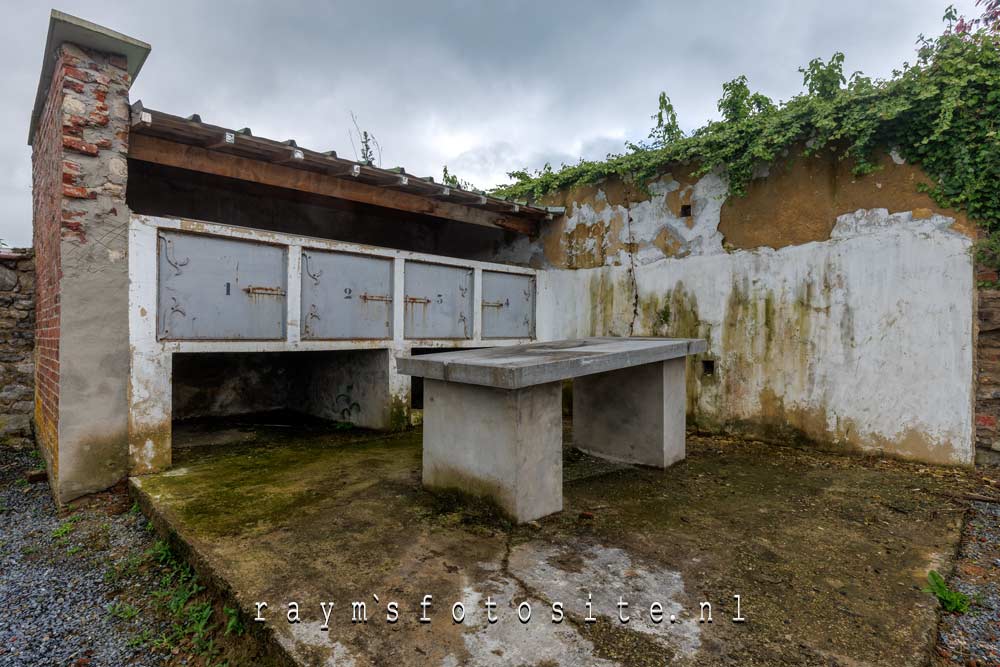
left=525, top=158, right=976, bottom=465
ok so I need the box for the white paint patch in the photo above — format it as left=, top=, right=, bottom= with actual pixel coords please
left=455, top=542, right=699, bottom=665
left=508, top=542, right=700, bottom=656
left=460, top=571, right=617, bottom=666
left=284, top=622, right=356, bottom=667
left=831, top=208, right=955, bottom=239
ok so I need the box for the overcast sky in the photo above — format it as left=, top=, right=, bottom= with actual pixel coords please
left=0, top=0, right=978, bottom=247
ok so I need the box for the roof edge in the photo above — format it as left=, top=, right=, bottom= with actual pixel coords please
left=27, top=9, right=150, bottom=146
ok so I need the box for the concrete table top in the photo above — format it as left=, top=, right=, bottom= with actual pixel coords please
left=396, top=337, right=707, bottom=389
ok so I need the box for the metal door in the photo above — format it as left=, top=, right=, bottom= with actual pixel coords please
left=301, top=250, right=393, bottom=339
left=481, top=271, right=535, bottom=339
left=404, top=262, right=473, bottom=339
left=157, top=231, right=287, bottom=340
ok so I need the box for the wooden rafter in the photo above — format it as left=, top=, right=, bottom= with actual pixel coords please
left=128, top=134, right=538, bottom=235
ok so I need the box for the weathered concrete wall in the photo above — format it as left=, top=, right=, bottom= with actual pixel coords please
left=295, top=349, right=405, bottom=430
left=0, top=250, right=35, bottom=448
left=128, top=215, right=538, bottom=471
left=30, top=43, right=134, bottom=502
left=521, top=152, right=976, bottom=465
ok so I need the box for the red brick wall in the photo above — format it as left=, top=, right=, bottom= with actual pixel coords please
left=31, top=52, right=65, bottom=474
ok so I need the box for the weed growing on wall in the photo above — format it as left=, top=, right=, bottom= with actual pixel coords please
left=496, top=6, right=1000, bottom=264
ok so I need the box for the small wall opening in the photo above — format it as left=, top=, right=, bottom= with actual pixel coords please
left=171, top=349, right=392, bottom=447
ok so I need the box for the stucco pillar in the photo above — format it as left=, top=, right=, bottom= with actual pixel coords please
left=29, top=12, right=150, bottom=502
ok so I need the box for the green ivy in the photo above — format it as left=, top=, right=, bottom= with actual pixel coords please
left=494, top=23, right=1000, bottom=258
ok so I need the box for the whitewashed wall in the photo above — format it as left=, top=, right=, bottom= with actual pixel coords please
left=536, top=207, right=975, bottom=465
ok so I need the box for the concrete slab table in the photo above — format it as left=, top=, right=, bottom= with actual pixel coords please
left=396, top=337, right=707, bottom=523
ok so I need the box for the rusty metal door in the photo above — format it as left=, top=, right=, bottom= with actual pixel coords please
left=300, top=250, right=393, bottom=339
left=157, top=231, right=287, bottom=340
left=404, top=262, right=473, bottom=339
left=481, top=271, right=535, bottom=339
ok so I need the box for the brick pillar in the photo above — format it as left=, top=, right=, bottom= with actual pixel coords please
left=31, top=42, right=133, bottom=502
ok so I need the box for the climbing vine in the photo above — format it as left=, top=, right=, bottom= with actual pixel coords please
left=495, top=6, right=1000, bottom=264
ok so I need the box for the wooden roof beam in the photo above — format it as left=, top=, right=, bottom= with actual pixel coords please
left=128, top=134, right=538, bottom=235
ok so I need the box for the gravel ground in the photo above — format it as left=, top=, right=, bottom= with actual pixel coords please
left=934, top=467, right=1000, bottom=667
left=0, top=447, right=170, bottom=667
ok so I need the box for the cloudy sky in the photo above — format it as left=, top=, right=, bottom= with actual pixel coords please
left=0, top=0, right=978, bottom=246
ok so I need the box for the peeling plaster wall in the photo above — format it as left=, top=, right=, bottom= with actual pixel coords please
left=524, top=156, right=976, bottom=466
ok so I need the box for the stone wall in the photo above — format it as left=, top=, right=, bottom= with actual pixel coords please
left=0, top=249, right=35, bottom=447
left=508, top=149, right=977, bottom=465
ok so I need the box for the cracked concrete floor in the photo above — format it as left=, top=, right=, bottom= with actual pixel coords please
left=130, top=420, right=976, bottom=666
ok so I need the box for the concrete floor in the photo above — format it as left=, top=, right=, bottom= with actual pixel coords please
left=130, top=419, right=978, bottom=667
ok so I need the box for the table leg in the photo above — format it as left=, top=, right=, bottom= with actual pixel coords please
left=572, top=358, right=686, bottom=468
left=422, top=378, right=563, bottom=523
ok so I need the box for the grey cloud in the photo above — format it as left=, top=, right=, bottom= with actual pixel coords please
left=0, top=0, right=980, bottom=246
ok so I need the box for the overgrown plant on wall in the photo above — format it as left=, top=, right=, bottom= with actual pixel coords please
left=496, top=4, right=1000, bottom=271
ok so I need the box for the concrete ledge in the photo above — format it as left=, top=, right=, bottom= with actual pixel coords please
left=129, top=476, right=298, bottom=667
left=397, top=337, right=707, bottom=389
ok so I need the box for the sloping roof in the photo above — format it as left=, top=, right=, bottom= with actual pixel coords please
left=28, top=10, right=150, bottom=145
left=128, top=103, right=562, bottom=232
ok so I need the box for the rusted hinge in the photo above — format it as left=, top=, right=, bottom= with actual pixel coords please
left=405, top=296, right=431, bottom=305
left=361, top=293, right=393, bottom=303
